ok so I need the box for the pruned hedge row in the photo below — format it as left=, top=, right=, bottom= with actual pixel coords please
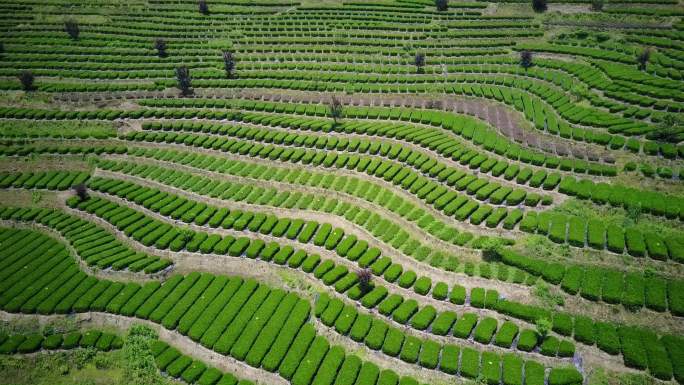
left=59, top=186, right=568, bottom=359
left=145, top=68, right=653, bottom=144
left=125, top=128, right=521, bottom=228
left=2, top=142, right=512, bottom=259
left=87, top=161, right=511, bottom=298
left=136, top=97, right=616, bottom=177
left=0, top=206, right=171, bottom=274
left=0, top=170, right=89, bottom=191
left=501, top=250, right=682, bottom=315
left=0, top=329, right=122, bottom=354
left=0, top=96, right=617, bottom=180
left=141, top=118, right=552, bottom=207
left=122, top=127, right=670, bottom=255
left=152, top=339, right=256, bottom=385
left=0, top=120, right=116, bottom=140
left=495, top=250, right=681, bottom=378
left=72, top=173, right=674, bottom=377
left=315, top=292, right=581, bottom=384
left=560, top=177, right=684, bottom=227
left=517, top=208, right=682, bottom=262
left=0, top=227, right=438, bottom=385
left=0, top=142, right=130, bottom=156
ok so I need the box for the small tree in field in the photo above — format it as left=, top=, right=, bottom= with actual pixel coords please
left=481, top=238, right=503, bottom=261
left=64, top=19, right=79, bottom=40
left=199, top=0, right=209, bottom=14
left=73, top=183, right=88, bottom=201
left=650, top=113, right=682, bottom=143
left=19, top=71, right=34, bottom=92
left=415, top=52, right=425, bottom=73
left=154, top=38, right=167, bottom=58
left=175, top=66, right=192, bottom=96
left=222, top=50, right=235, bottom=78
left=180, top=229, right=194, bottom=244
left=535, top=318, right=552, bottom=339
left=328, top=95, right=343, bottom=124
left=520, top=50, right=533, bottom=69
left=356, top=268, right=372, bottom=293
left=637, top=47, right=651, bottom=71
left=532, top=0, right=547, bottom=12
left=436, top=0, right=448, bottom=12
left=626, top=202, right=642, bottom=223
left=591, top=0, right=603, bottom=11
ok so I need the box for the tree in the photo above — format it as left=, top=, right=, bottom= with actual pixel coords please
left=637, top=47, right=651, bottom=71
left=435, top=0, right=448, bottom=12
left=591, top=0, right=603, bottom=11
left=648, top=127, right=680, bottom=143
left=198, top=0, right=209, bottom=14
left=662, top=113, right=680, bottom=128
left=222, top=50, right=235, bottom=78
left=414, top=52, right=425, bottom=74
left=356, top=268, right=373, bottom=293
left=154, top=38, right=167, bottom=58
left=73, top=183, right=88, bottom=201
left=648, top=114, right=682, bottom=142
left=328, top=95, right=343, bottom=124
left=481, top=238, right=503, bottom=261
left=175, top=66, right=192, bottom=96
left=19, top=71, right=34, bottom=92
left=520, top=50, right=533, bottom=69
left=122, top=324, right=166, bottom=385
left=627, top=202, right=642, bottom=224
left=180, top=229, right=194, bottom=244
left=64, top=19, right=79, bottom=40
left=532, top=0, right=547, bottom=12
left=535, top=318, right=552, bottom=339
left=570, top=83, right=588, bottom=102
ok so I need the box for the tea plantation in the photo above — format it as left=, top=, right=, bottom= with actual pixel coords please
left=0, top=0, right=683, bottom=384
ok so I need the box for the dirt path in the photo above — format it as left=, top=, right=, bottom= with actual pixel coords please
left=56, top=198, right=684, bottom=334
left=51, top=85, right=620, bottom=167
left=0, top=189, right=65, bottom=208
left=130, top=121, right=567, bottom=205
left=81, top=186, right=536, bottom=303
left=119, top=141, right=516, bottom=239
left=0, top=156, right=92, bottom=173
left=116, top=112, right=624, bottom=188
left=107, top=143, right=683, bottom=268
left=203, top=89, right=618, bottom=165
left=94, top=164, right=482, bottom=262
left=101, top=148, right=504, bottom=254
left=54, top=199, right=553, bottom=332
left=8, top=185, right=679, bottom=335
left=0, top=214, right=664, bottom=371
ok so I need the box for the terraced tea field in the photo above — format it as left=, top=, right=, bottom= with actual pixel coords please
left=0, top=0, right=683, bottom=384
